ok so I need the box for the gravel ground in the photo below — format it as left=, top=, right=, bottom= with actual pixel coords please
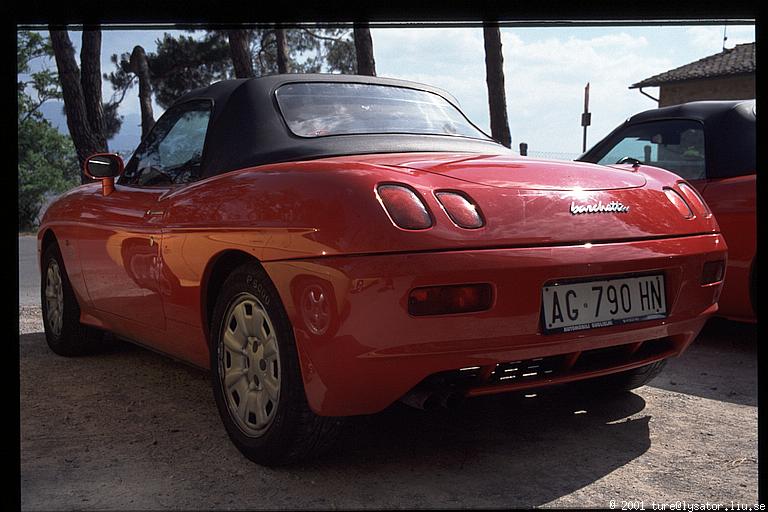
left=19, top=305, right=758, bottom=510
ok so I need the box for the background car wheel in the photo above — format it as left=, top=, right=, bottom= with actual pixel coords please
left=41, top=242, right=103, bottom=356
left=210, top=261, right=343, bottom=466
left=581, top=360, right=668, bottom=393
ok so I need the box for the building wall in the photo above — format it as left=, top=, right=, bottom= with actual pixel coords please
left=658, top=74, right=755, bottom=107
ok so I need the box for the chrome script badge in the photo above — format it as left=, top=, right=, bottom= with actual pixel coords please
left=570, top=201, right=630, bottom=215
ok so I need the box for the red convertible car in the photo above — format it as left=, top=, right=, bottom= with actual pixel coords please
left=39, top=75, right=726, bottom=465
left=578, top=100, right=755, bottom=322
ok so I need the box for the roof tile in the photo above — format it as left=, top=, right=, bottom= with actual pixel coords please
left=630, top=42, right=755, bottom=88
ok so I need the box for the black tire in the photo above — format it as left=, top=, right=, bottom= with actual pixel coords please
left=210, top=261, right=343, bottom=466
left=583, top=360, right=668, bottom=393
left=40, top=242, right=103, bottom=356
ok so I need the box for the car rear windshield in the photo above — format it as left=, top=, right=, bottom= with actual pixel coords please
left=275, top=82, right=490, bottom=140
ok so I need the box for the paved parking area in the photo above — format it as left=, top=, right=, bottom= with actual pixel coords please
left=18, top=235, right=39, bottom=307
left=19, top=305, right=758, bottom=509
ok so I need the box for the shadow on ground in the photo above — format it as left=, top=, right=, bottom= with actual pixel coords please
left=649, top=317, right=757, bottom=406
left=307, top=389, right=650, bottom=507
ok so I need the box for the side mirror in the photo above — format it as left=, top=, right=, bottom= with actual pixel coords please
left=84, top=153, right=124, bottom=196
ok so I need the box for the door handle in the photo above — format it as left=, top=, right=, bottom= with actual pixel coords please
left=145, top=210, right=164, bottom=217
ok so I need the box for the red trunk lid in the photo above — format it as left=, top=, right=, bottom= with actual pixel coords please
left=383, top=153, right=647, bottom=191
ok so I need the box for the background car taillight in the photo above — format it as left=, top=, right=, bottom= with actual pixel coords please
left=664, top=187, right=693, bottom=218
left=435, top=191, right=484, bottom=229
left=678, top=182, right=712, bottom=217
left=377, top=184, right=433, bottom=230
left=408, top=283, right=493, bottom=316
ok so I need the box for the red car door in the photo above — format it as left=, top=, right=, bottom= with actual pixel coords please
left=78, top=99, right=214, bottom=335
left=77, top=186, right=168, bottom=331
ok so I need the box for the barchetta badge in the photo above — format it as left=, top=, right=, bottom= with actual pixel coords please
left=570, top=201, right=630, bottom=215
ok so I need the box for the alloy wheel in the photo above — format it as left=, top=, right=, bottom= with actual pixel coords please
left=218, top=293, right=281, bottom=437
left=45, top=260, right=65, bottom=337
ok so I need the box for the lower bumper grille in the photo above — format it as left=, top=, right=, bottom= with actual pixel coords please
left=419, top=337, right=677, bottom=396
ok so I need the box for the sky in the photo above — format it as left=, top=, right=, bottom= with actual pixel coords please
left=29, top=24, right=756, bottom=158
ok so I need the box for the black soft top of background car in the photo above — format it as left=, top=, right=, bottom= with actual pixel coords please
left=170, top=74, right=511, bottom=179
left=578, top=100, right=756, bottom=178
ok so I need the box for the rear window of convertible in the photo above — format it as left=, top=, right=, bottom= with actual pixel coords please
left=275, top=82, right=490, bottom=140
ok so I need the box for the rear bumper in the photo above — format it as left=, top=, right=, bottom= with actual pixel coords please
left=264, top=234, right=726, bottom=416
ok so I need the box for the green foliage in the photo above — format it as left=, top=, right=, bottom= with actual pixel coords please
left=251, top=28, right=355, bottom=75
left=18, top=30, right=79, bottom=231
left=105, top=28, right=357, bottom=111
left=18, top=31, right=62, bottom=123
left=148, top=32, right=234, bottom=109
left=102, top=101, right=123, bottom=140
left=321, top=29, right=357, bottom=74
left=18, top=118, right=80, bottom=230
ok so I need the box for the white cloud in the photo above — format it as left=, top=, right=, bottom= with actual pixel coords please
left=500, top=31, right=671, bottom=153
left=685, top=25, right=756, bottom=54
left=372, top=28, right=674, bottom=153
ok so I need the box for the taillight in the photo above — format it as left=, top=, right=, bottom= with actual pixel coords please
left=435, top=191, right=484, bottom=229
left=377, top=184, right=433, bottom=230
left=701, top=260, right=726, bottom=285
left=664, top=188, right=693, bottom=218
left=678, top=182, right=712, bottom=217
left=408, top=283, right=493, bottom=316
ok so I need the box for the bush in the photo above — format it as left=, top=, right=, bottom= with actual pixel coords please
left=18, top=117, right=79, bottom=231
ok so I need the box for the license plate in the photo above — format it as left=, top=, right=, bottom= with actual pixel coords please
left=541, top=274, right=667, bottom=334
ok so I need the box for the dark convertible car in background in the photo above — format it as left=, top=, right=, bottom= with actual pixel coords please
left=579, top=100, right=756, bottom=322
left=40, top=75, right=726, bottom=465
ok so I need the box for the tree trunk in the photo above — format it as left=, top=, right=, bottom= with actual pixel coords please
left=80, top=27, right=107, bottom=151
left=275, top=29, right=290, bottom=74
left=483, top=26, right=511, bottom=148
left=228, top=29, right=254, bottom=78
left=49, top=27, right=107, bottom=183
left=130, top=45, right=155, bottom=139
left=353, top=25, right=376, bottom=76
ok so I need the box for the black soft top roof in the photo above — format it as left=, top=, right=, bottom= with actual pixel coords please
left=578, top=100, right=755, bottom=178
left=170, top=74, right=510, bottom=179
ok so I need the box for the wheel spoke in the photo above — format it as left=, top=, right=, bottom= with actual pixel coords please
left=244, top=392, right=263, bottom=427
left=236, top=389, right=249, bottom=422
left=223, top=330, right=245, bottom=352
left=224, top=369, right=246, bottom=391
left=262, top=373, right=279, bottom=402
left=251, top=308, right=269, bottom=341
left=224, top=348, right=247, bottom=370
left=230, top=376, right=249, bottom=415
left=255, top=392, right=270, bottom=427
left=233, top=304, right=251, bottom=337
left=262, top=337, right=278, bottom=360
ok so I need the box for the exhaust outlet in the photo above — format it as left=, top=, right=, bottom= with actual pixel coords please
left=400, top=387, right=466, bottom=411
left=399, top=387, right=441, bottom=411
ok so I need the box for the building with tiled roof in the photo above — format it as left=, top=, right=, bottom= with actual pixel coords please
left=630, top=42, right=755, bottom=107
